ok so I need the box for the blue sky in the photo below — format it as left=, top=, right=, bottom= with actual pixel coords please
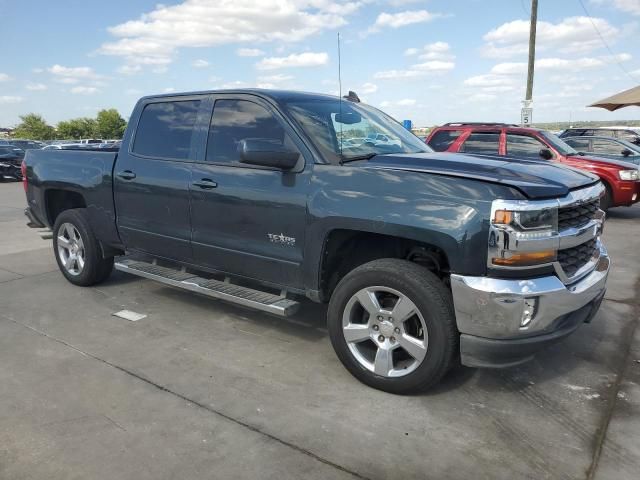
left=1, top=0, right=639, bottom=127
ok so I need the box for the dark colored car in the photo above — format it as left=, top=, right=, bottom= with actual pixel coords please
left=9, top=139, right=45, bottom=150
left=563, top=136, right=640, bottom=165
left=427, top=123, right=640, bottom=210
left=23, top=90, right=609, bottom=394
left=0, top=145, right=24, bottom=181
left=559, top=127, right=640, bottom=146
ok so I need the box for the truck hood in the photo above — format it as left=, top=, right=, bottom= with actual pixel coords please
left=354, top=152, right=599, bottom=199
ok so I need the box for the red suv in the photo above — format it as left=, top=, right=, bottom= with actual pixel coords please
left=427, top=123, right=640, bottom=210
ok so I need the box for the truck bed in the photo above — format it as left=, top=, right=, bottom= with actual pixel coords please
left=24, top=149, right=121, bottom=246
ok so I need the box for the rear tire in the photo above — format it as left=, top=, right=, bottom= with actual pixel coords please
left=53, top=209, right=114, bottom=286
left=327, top=259, right=458, bottom=394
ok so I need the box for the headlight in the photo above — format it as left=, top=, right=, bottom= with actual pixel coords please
left=619, top=169, right=639, bottom=181
left=493, top=208, right=558, bottom=234
left=490, top=206, right=558, bottom=268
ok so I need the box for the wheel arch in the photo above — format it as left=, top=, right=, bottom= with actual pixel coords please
left=317, top=228, right=452, bottom=302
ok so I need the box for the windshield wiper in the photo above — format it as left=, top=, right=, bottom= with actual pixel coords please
left=340, top=153, right=377, bottom=164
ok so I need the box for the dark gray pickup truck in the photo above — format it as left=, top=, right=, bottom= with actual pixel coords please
left=24, top=89, right=609, bottom=393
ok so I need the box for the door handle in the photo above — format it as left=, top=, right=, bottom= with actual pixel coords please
left=192, top=179, right=218, bottom=189
left=117, top=170, right=136, bottom=180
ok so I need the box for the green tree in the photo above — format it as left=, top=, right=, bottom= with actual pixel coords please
left=95, top=109, right=127, bottom=139
left=12, top=113, right=55, bottom=140
left=56, top=117, right=97, bottom=139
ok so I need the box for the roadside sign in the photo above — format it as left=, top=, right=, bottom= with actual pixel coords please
left=521, top=107, right=533, bottom=125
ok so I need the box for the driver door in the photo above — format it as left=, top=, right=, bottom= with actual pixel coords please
left=189, top=94, right=311, bottom=288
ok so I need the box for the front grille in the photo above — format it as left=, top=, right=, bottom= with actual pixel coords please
left=558, top=199, right=599, bottom=230
left=558, top=238, right=598, bottom=278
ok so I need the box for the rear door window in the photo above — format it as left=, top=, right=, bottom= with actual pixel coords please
left=133, top=100, right=202, bottom=160
left=459, top=132, right=500, bottom=155
left=505, top=134, right=549, bottom=159
left=428, top=130, right=462, bottom=152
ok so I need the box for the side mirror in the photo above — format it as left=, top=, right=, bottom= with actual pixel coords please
left=621, top=148, right=632, bottom=157
left=239, top=139, right=299, bottom=170
left=539, top=148, right=553, bottom=160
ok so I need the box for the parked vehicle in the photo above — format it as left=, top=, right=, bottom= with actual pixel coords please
left=78, top=138, right=104, bottom=144
left=563, top=136, right=640, bottom=165
left=8, top=139, right=45, bottom=150
left=42, top=144, right=85, bottom=150
left=0, top=146, right=24, bottom=180
left=559, top=126, right=640, bottom=146
left=426, top=123, right=640, bottom=210
left=24, top=90, right=609, bottom=394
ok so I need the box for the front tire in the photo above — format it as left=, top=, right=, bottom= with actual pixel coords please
left=601, top=184, right=613, bottom=212
left=53, top=209, right=114, bottom=286
left=327, top=259, right=458, bottom=394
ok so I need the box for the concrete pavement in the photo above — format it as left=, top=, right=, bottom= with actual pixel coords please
left=1, top=181, right=638, bottom=479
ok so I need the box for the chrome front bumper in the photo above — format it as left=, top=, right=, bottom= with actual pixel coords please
left=450, top=242, right=610, bottom=340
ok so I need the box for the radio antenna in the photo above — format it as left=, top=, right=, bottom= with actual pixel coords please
left=337, top=32, right=343, bottom=160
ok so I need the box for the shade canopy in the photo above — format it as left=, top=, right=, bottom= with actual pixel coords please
left=588, top=85, right=640, bottom=111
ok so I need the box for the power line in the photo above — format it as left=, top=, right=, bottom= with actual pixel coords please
left=577, top=0, right=638, bottom=83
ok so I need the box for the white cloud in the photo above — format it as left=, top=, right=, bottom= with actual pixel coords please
left=70, top=86, right=99, bottom=95
left=468, top=93, right=498, bottom=102
left=592, top=0, right=640, bottom=16
left=163, top=87, right=176, bottom=93
left=374, top=60, right=454, bottom=79
left=26, top=83, right=48, bottom=91
left=48, top=64, right=99, bottom=79
left=482, top=16, right=619, bottom=58
left=0, top=96, right=23, bottom=104
left=361, top=82, right=378, bottom=94
left=0, top=73, right=10, bottom=82
left=237, top=48, right=265, bottom=57
left=32, top=68, right=44, bottom=74
left=380, top=98, right=416, bottom=107
left=418, top=41, right=453, bottom=60
left=192, top=59, right=210, bottom=68
left=117, top=64, right=142, bottom=75
left=404, top=47, right=419, bottom=56
left=367, top=10, right=442, bottom=34
left=257, top=73, right=294, bottom=83
left=464, top=74, right=515, bottom=88
left=98, top=0, right=361, bottom=67
left=256, top=52, right=328, bottom=70
left=220, top=80, right=250, bottom=88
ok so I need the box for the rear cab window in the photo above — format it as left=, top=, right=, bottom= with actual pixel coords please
left=428, top=130, right=462, bottom=152
left=133, top=99, right=202, bottom=160
left=459, top=132, right=500, bottom=155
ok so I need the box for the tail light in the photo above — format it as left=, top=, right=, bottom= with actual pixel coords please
left=21, top=160, right=27, bottom=192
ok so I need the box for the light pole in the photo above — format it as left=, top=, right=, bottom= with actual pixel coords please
left=522, top=0, right=538, bottom=126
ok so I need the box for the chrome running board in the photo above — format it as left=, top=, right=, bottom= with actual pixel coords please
left=115, top=259, right=300, bottom=317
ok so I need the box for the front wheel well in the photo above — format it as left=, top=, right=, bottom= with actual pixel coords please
left=45, top=189, right=87, bottom=226
left=319, top=229, right=450, bottom=301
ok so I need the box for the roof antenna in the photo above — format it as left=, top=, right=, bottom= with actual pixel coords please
left=337, top=32, right=344, bottom=161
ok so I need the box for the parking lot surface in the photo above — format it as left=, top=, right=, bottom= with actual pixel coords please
left=1, top=181, right=638, bottom=480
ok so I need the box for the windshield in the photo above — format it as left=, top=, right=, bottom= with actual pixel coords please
left=540, top=131, right=578, bottom=156
left=284, top=99, right=432, bottom=163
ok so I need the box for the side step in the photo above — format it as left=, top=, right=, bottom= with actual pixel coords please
left=114, top=259, right=300, bottom=317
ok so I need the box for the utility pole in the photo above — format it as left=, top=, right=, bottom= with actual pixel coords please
left=521, top=0, right=538, bottom=126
